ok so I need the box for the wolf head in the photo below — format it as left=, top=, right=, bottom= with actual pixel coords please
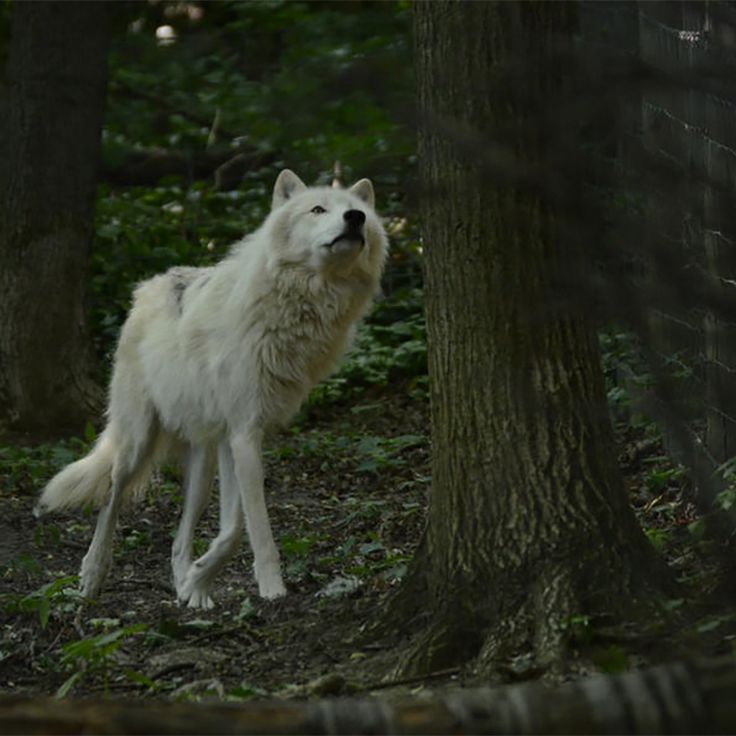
left=267, top=169, right=387, bottom=280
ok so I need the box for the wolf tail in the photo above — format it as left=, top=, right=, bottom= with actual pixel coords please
left=35, top=429, right=118, bottom=516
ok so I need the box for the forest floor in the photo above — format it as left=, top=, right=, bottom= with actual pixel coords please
left=0, top=385, right=734, bottom=702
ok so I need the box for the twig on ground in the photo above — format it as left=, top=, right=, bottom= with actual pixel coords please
left=358, top=666, right=461, bottom=692
left=150, top=662, right=196, bottom=681
left=117, top=578, right=176, bottom=596
left=61, top=540, right=89, bottom=552
left=188, top=622, right=264, bottom=647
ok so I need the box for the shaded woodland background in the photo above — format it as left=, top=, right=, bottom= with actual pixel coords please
left=1, top=1, right=736, bottom=732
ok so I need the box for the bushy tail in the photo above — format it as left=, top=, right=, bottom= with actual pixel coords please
left=35, top=430, right=117, bottom=516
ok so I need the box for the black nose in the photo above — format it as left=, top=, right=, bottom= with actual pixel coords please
left=344, top=209, right=366, bottom=228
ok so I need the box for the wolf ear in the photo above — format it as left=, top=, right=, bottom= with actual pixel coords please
left=349, top=178, right=375, bottom=208
left=272, top=169, right=307, bottom=210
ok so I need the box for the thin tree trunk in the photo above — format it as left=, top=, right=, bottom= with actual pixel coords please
left=386, top=1, right=669, bottom=676
left=0, top=2, right=110, bottom=436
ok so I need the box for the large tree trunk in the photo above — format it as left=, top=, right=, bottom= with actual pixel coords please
left=0, top=1, right=110, bottom=436
left=389, top=1, right=669, bottom=676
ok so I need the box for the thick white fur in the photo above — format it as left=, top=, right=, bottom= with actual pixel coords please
left=36, top=170, right=388, bottom=607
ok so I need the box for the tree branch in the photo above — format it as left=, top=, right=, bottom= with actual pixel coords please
left=99, top=146, right=274, bottom=188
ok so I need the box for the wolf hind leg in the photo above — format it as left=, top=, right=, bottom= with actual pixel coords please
left=171, top=444, right=216, bottom=597
left=79, top=414, right=160, bottom=599
left=179, top=440, right=244, bottom=609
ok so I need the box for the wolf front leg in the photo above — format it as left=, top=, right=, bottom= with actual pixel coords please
left=230, top=427, right=286, bottom=599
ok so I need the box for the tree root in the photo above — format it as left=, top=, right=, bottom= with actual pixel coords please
left=390, top=559, right=668, bottom=682
left=394, top=614, right=483, bottom=678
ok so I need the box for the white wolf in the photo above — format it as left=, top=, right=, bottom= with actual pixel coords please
left=36, top=170, right=388, bottom=608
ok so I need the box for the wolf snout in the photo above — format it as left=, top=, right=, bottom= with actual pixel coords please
left=324, top=209, right=367, bottom=251
left=338, top=209, right=366, bottom=247
left=342, top=210, right=365, bottom=233
left=343, top=209, right=366, bottom=228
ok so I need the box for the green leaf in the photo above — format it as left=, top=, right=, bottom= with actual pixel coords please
left=688, top=518, right=706, bottom=540
left=358, top=541, right=384, bottom=555
left=124, top=669, right=157, bottom=689
left=95, top=623, right=147, bottom=648
left=56, top=671, right=84, bottom=699
left=84, top=421, right=97, bottom=443
left=280, top=536, right=316, bottom=557
left=592, top=645, right=629, bottom=674
left=696, top=618, right=723, bottom=633
left=237, top=597, right=255, bottom=621
left=37, top=598, right=50, bottom=629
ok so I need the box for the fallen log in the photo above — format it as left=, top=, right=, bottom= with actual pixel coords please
left=2, top=656, right=734, bottom=734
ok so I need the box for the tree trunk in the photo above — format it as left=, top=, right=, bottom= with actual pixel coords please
left=389, top=1, right=669, bottom=676
left=0, top=1, right=110, bottom=436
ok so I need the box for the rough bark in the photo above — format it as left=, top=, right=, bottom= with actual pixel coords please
left=0, top=656, right=734, bottom=734
left=0, top=2, right=110, bottom=435
left=386, top=1, right=669, bottom=676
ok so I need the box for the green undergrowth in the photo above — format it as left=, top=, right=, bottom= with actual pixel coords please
left=306, top=287, right=427, bottom=409
left=0, top=430, right=93, bottom=497
left=268, top=429, right=425, bottom=475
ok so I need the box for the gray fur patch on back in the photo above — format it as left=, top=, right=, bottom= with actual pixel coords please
left=173, top=280, right=187, bottom=310
left=169, top=266, right=210, bottom=314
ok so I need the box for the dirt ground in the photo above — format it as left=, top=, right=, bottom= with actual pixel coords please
left=0, top=386, right=733, bottom=702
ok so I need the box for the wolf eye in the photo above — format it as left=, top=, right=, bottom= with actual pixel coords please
left=310, top=205, right=326, bottom=214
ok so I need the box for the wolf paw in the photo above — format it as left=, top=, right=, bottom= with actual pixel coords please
left=178, top=570, right=216, bottom=610
left=172, top=558, right=192, bottom=598
left=79, top=543, right=113, bottom=599
left=256, top=572, right=286, bottom=600
left=79, top=556, right=110, bottom=599
left=183, top=589, right=215, bottom=610
left=254, top=558, right=286, bottom=599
